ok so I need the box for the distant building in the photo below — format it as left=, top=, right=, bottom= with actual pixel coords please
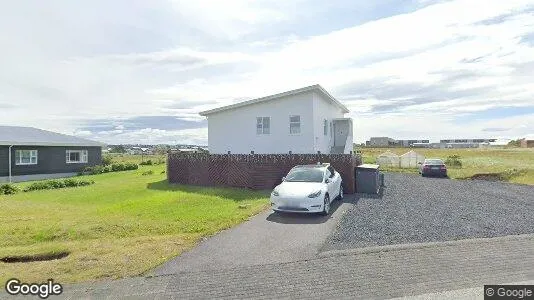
left=366, top=138, right=430, bottom=147
left=434, top=138, right=496, bottom=149
left=397, top=139, right=429, bottom=147
left=444, top=143, right=480, bottom=149
left=365, top=137, right=497, bottom=148
left=440, top=139, right=496, bottom=143
left=520, top=139, right=534, bottom=148
left=126, top=147, right=154, bottom=155
left=411, top=142, right=437, bottom=148
left=368, top=137, right=397, bottom=147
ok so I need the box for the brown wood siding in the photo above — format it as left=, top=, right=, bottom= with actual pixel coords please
left=167, top=153, right=360, bottom=194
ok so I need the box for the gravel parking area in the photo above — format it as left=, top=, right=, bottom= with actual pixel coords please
left=323, top=173, right=534, bottom=251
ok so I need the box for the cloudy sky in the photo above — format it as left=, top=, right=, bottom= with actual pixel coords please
left=1, top=0, right=533, bottom=145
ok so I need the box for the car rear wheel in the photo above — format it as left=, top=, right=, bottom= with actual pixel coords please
left=320, top=194, right=330, bottom=216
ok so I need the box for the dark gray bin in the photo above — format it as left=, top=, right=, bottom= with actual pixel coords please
left=355, top=164, right=380, bottom=194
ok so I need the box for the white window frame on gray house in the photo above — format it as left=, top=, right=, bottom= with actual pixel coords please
left=289, top=115, right=301, bottom=134
left=66, top=149, right=88, bottom=164
left=256, top=117, right=270, bottom=134
left=15, top=150, right=38, bottom=165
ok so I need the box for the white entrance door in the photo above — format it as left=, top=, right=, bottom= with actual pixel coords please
left=333, top=121, right=349, bottom=147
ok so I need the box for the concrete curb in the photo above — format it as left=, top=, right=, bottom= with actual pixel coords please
left=318, top=233, right=534, bottom=258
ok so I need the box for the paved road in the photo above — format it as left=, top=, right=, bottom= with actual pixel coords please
left=154, top=196, right=353, bottom=275
left=49, top=234, right=534, bottom=299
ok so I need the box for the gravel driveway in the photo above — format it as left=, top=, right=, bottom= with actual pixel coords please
left=324, top=173, right=534, bottom=251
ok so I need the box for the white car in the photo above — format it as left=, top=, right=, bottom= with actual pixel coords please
left=270, top=164, right=343, bottom=215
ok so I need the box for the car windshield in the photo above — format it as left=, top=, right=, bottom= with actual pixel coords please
left=285, top=168, right=324, bottom=182
left=425, top=159, right=443, bottom=165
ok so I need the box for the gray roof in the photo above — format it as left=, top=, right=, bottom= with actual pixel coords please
left=0, top=126, right=104, bottom=147
left=199, top=84, right=350, bottom=116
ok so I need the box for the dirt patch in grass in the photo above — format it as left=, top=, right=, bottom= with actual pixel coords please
left=465, top=169, right=528, bottom=182
left=0, top=165, right=270, bottom=283
left=468, top=173, right=502, bottom=181
left=0, top=235, right=198, bottom=284
left=1, top=251, right=69, bottom=263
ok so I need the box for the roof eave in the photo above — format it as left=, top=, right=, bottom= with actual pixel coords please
left=0, top=141, right=105, bottom=147
left=315, top=85, right=350, bottom=113
left=198, top=84, right=349, bottom=116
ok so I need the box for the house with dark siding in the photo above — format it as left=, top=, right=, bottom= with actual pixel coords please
left=0, top=126, right=103, bottom=183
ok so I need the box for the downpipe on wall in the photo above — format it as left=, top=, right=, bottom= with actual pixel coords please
left=8, top=145, right=13, bottom=183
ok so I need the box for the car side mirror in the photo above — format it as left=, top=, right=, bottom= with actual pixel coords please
left=281, top=177, right=286, bottom=182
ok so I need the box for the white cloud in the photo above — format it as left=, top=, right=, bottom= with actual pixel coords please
left=93, top=127, right=208, bottom=145
left=168, top=0, right=301, bottom=40
left=0, top=0, right=533, bottom=144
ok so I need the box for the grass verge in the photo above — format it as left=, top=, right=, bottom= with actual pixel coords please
left=360, top=147, right=534, bottom=184
left=0, top=164, right=269, bottom=283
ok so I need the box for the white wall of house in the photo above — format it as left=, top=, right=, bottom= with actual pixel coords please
left=312, top=92, right=346, bottom=153
left=206, top=92, right=316, bottom=154
left=345, top=121, right=354, bottom=153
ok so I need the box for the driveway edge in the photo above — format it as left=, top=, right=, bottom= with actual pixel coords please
left=319, top=233, right=534, bottom=258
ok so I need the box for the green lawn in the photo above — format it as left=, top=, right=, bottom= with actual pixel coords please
left=359, top=147, right=534, bottom=184
left=0, top=162, right=269, bottom=283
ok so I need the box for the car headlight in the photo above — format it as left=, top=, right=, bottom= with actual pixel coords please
left=271, top=190, right=279, bottom=196
left=307, top=190, right=322, bottom=198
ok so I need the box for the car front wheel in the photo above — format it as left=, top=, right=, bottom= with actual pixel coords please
left=320, top=194, right=330, bottom=216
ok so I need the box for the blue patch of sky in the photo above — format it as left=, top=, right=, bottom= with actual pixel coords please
left=520, top=32, right=534, bottom=46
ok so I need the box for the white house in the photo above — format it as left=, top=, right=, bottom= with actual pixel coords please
left=199, top=85, right=353, bottom=154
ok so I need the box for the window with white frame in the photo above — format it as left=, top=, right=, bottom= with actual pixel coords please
left=15, top=150, right=38, bottom=165
left=323, top=119, right=328, bottom=136
left=289, top=115, right=301, bottom=134
left=256, top=117, right=270, bottom=134
left=66, top=150, right=88, bottom=163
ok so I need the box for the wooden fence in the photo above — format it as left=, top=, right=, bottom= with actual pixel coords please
left=167, top=153, right=360, bottom=194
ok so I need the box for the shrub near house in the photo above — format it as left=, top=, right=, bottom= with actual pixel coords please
left=0, top=184, right=19, bottom=195
left=81, top=163, right=138, bottom=175
left=23, top=179, right=95, bottom=192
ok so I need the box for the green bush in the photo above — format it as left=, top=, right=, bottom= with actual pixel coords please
left=23, top=179, right=95, bottom=192
left=101, top=155, right=114, bottom=166
left=445, top=155, right=462, bottom=168
left=112, top=163, right=125, bottom=172
left=93, top=165, right=105, bottom=174
left=81, top=166, right=95, bottom=175
left=125, top=163, right=138, bottom=170
left=47, top=180, right=66, bottom=189
left=141, top=170, right=154, bottom=176
left=81, top=163, right=138, bottom=175
left=0, top=184, right=19, bottom=195
left=139, top=160, right=153, bottom=166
